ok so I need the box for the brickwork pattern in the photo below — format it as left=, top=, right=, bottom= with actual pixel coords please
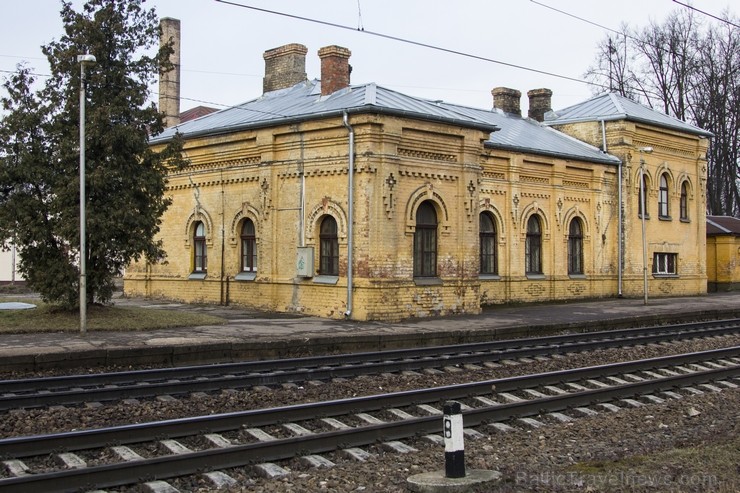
left=127, top=104, right=709, bottom=320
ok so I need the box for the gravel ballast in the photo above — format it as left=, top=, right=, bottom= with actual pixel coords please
left=1, top=336, right=738, bottom=492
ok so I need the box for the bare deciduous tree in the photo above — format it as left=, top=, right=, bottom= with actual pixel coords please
left=586, top=8, right=739, bottom=216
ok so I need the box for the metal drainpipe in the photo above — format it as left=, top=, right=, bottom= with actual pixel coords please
left=602, top=119, right=623, bottom=297
left=343, top=111, right=354, bottom=318
left=220, top=170, right=227, bottom=305
left=299, top=129, right=306, bottom=247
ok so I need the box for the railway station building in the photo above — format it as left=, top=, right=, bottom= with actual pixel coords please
left=124, top=40, right=711, bottom=321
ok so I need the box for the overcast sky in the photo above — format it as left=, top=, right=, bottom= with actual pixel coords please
left=1, top=0, right=737, bottom=114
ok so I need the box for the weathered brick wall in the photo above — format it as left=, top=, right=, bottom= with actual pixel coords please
left=126, top=109, right=709, bottom=320
left=707, top=235, right=740, bottom=291
left=552, top=119, right=708, bottom=299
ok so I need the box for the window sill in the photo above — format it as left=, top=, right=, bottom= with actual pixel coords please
left=568, top=274, right=587, bottom=279
left=652, top=273, right=679, bottom=278
left=314, top=275, right=339, bottom=285
left=638, top=213, right=650, bottom=220
left=188, top=272, right=207, bottom=280
left=658, top=215, right=672, bottom=221
left=235, top=272, right=257, bottom=281
left=414, top=277, right=443, bottom=286
left=479, top=274, right=501, bottom=281
left=526, top=274, right=546, bottom=280
left=680, top=218, right=690, bottom=223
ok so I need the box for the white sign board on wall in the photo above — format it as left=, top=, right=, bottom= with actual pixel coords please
left=296, top=247, right=314, bottom=278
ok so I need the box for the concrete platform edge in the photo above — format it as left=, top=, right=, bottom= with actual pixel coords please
left=2, top=305, right=738, bottom=372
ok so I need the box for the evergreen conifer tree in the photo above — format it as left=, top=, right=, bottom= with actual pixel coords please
left=0, top=0, right=185, bottom=308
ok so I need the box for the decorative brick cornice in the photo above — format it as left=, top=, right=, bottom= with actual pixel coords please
left=520, top=175, right=550, bottom=185
left=398, top=169, right=458, bottom=181
left=398, top=147, right=457, bottom=162
left=172, top=156, right=260, bottom=174
left=166, top=175, right=260, bottom=191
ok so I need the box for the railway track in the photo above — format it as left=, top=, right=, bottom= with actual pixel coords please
left=0, top=346, right=738, bottom=492
left=1, top=318, right=738, bottom=411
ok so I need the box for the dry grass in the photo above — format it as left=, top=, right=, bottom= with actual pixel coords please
left=0, top=298, right=226, bottom=333
left=568, top=436, right=740, bottom=492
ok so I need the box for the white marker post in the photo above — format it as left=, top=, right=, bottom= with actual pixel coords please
left=443, top=400, right=465, bottom=478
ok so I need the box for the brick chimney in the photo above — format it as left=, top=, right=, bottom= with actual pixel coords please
left=492, top=87, right=521, bottom=116
left=318, top=45, right=351, bottom=96
left=263, top=43, right=308, bottom=93
left=527, top=88, right=553, bottom=122
left=159, top=17, right=181, bottom=128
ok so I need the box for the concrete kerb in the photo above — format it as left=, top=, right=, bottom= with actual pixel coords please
left=33, top=349, right=110, bottom=371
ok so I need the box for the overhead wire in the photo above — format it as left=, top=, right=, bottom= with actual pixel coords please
left=672, top=0, right=740, bottom=29
left=213, top=0, right=610, bottom=90
left=528, top=0, right=737, bottom=102
left=529, top=0, right=625, bottom=37
left=9, top=1, right=733, bottom=115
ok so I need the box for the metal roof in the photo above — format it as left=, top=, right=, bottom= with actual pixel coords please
left=150, top=80, right=500, bottom=143
left=151, top=80, right=622, bottom=166
left=544, top=92, right=712, bottom=138
left=438, top=102, right=620, bottom=165
left=707, top=215, right=740, bottom=236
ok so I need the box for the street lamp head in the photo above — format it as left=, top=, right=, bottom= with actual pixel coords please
left=638, top=146, right=653, bottom=154
left=77, top=54, right=96, bottom=65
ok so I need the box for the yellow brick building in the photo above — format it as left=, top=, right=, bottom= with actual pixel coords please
left=706, top=216, right=740, bottom=292
left=124, top=43, right=711, bottom=321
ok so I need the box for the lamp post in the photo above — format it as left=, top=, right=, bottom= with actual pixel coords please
left=638, top=146, right=653, bottom=306
left=78, top=54, right=96, bottom=333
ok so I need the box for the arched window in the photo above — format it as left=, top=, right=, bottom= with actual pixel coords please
left=240, top=219, right=257, bottom=272
left=525, top=215, right=542, bottom=275
left=414, top=201, right=437, bottom=277
left=479, top=212, right=498, bottom=275
left=568, top=218, right=584, bottom=275
left=193, top=221, right=207, bottom=273
left=680, top=182, right=689, bottom=220
left=319, top=216, right=339, bottom=276
left=658, top=173, right=670, bottom=218
left=638, top=173, right=649, bottom=217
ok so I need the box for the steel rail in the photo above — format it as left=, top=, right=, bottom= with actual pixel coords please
left=3, top=318, right=737, bottom=391
left=0, top=356, right=737, bottom=493
left=1, top=319, right=738, bottom=411
left=1, top=345, right=737, bottom=460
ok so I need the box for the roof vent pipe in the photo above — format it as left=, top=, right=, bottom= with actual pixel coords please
left=492, top=87, right=521, bottom=116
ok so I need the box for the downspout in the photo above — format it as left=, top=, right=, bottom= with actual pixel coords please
left=220, top=169, right=227, bottom=305
left=602, top=119, right=623, bottom=297
left=343, top=111, right=354, bottom=318
left=299, top=129, right=305, bottom=247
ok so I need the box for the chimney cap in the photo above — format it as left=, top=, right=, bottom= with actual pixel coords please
left=263, top=43, right=308, bottom=60
left=527, top=88, right=553, bottom=97
left=492, top=87, right=522, bottom=97
left=318, top=45, right=352, bottom=58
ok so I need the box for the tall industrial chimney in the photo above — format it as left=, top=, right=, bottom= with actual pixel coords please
left=159, top=17, right=181, bottom=128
